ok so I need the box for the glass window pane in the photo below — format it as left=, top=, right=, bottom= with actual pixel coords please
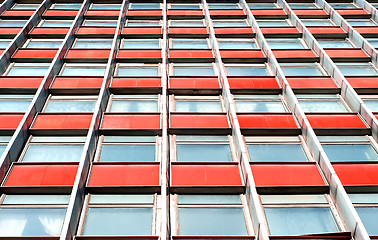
left=179, top=208, right=247, bottom=235
left=299, top=100, right=348, bottom=112
left=127, top=20, right=161, bottom=26
left=7, top=63, right=50, bottom=76
left=226, top=66, right=268, bottom=76
left=122, top=39, right=160, bottom=49
left=174, top=67, right=214, bottom=76
left=258, top=20, right=290, bottom=27
left=99, top=145, right=155, bottom=162
left=3, top=195, right=70, bottom=204
left=213, top=21, right=247, bottom=27
left=117, top=67, right=159, bottom=77
left=74, top=39, right=113, bottom=49
left=248, top=144, right=308, bottom=162
left=0, top=20, right=27, bottom=27
left=261, top=195, right=327, bottom=204
left=110, top=100, right=158, bottom=112
left=130, top=3, right=160, bottom=9
left=0, top=39, right=12, bottom=48
left=336, top=63, right=378, bottom=76
left=322, top=144, right=378, bottom=162
left=236, top=101, right=285, bottom=112
left=61, top=66, right=106, bottom=76
left=40, top=20, right=73, bottom=27
left=91, top=4, right=121, bottom=10
left=355, top=207, right=378, bottom=235
left=44, top=100, right=96, bottom=112
left=171, top=4, right=200, bottom=9
left=83, top=208, right=152, bottom=236
left=264, top=207, right=339, bottom=235
left=22, top=145, right=83, bottom=162
left=0, top=208, right=66, bottom=236
left=249, top=3, right=277, bottom=9
left=179, top=195, right=241, bottom=204
left=318, top=40, right=354, bottom=48
left=208, top=4, right=239, bottom=9
left=0, top=100, right=31, bottom=112
left=83, top=21, right=117, bottom=27
left=364, top=100, right=378, bottom=112
left=175, top=101, right=222, bottom=112
left=52, top=3, right=82, bottom=9
left=348, top=20, right=377, bottom=26
left=170, top=20, right=204, bottom=27
left=0, top=145, right=6, bottom=156
left=280, top=64, right=324, bottom=76
left=26, top=41, right=62, bottom=48
left=301, top=19, right=334, bottom=26
left=12, top=3, right=40, bottom=9
left=177, top=144, right=232, bottom=162
left=218, top=41, right=256, bottom=49
left=89, top=194, right=154, bottom=204
left=171, top=39, right=208, bottom=49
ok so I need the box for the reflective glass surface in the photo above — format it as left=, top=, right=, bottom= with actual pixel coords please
left=248, top=144, right=308, bottom=162
left=99, top=145, right=155, bottom=162
left=177, top=144, right=232, bottom=162
left=22, top=145, right=83, bottom=162
left=322, top=144, right=378, bottom=162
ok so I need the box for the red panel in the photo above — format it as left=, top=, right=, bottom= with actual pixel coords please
left=88, top=164, right=160, bottom=187
left=307, top=26, right=346, bottom=34
left=209, top=9, right=245, bottom=16
left=228, top=77, right=280, bottom=89
left=347, top=76, right=378, bottom=89
left=12, top=49, right=58, bottom=59
left=354, top=26, right=378, bottom=34
left=43, top=9, right=78, bottom=17
left=169, top=50, right=213, bottom=59
left=220, top=50, right=265, bottom=59
left=127, top=10, right=162, bottom=16
left=251, top=163, right=326, bottom=187
left=29, top=27, right=70, bottom=35
left=123, top=27, right=162, bottom=35
left=293, top=9, right=327, bottom=16
left=336, top=9, right=369, bottom=16
left=251, top=9, right=287, bottom=17
left=286, top=77, right=338, bottom=89
left=4, top=164, right=78, bottom=187
left=0, top=77, right=43, bottom=89
left=76, top=27, right=116, bottom=35
left=101, top=114, right=161, bottom=130
left=66, top=49, right=110, bottom=59
left=325, top=49, right=368, bottom=58
left=169, top=77, right=220, bottom=89
left=168, top=10, right=203, bottom=16
left=171, top=164, right=243, bottom=187
left=238, top=114, right=298, bottom=129
left=307, top=114, right=368, bottom=129
left=0, top=27, right=21, bottom=35
left=169, top=27, right=207, bottom=35
left=111, top=77, right=161, bottom=88
left=51, top=77, right=103, bottom=89
left=31, top=114, right=92, bottom=130
left=272, top=49, right=318, bottom=59
left=170, top=114, right=229, bottom=129
left=86, top=10, right=120, bottom=17
left=0, top=49, right=3, bottom=55
left=0, top=114, right=23, bottom=129
left=333, top=163, right=378, bottom=185
left=117, top=50, right=161, bottom=59
left=2, top=10, right=34, bottom=17
left=214, top=27, right=254, bottom=35
left=260, top=27, right=300, bottom=35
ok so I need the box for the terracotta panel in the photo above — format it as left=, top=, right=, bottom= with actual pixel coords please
left=209, top=9, right=245, bottom=16
left=169, top=27, right=207, bottom=35
left=2, top=10, right=34, bottom=17
left=238, top=114, right=299, bottom=129
left=354, top=26, right=378, bottom=35
left=31, top=114, right=92, bottom=130
left=170, top=114, right=229, bottom=129
left=325, top=49, right=369, bottom=59
left=336, top=9, right=369, bottom=16
left=169, top=50, right=213, bottom=59
left=123, top=27, right=162, bottom=35
left=101, top=114, right=161, bottom=130
left=76, top=27, right=116, bottom=35
left=251, top=9, right=287, bottom=17
left=85, top=10, right=120, bottom=17
left=307, top=26, right=346, bottom=34
left=272, top=49, right=318, bottom=59
left=0, top=77, right=43, bottom=89
left=168, top=10, right=204, bottom=16
left=228, top=77, right=280, bottom=89
left=43, top=9, right=78, bottom=17
left=214, top=27, right=254, bottom=35
left=112, top=77, right=161, bottom=88
left=0, top=114, right=23, bottom=129
left=66, top=49, right=111, bottom=59
left=347, top=76, right=378, bottom=89
left=287, top=77, right=338, bottom=89
left=0, top=27, right=22, bottom=35
left=127, top=10, right=163, bottom=16
left=29, top=27, right=70, bottom=36
left=12, top=49, right=58, bottom=59
left=307, top=114, right=368, bottom=129
left=220, top=50, right=265, bottom=59
left=117, top=50, right=161, bottom=59
left=333, top=163, right=378, bottom=185
left=169, top=77, right=220, bottom=89
left=293, top=9, right=328, bottom=16
left=51, top=77, right=103, bottom=89
left=260, top=27, right=300, bottom=35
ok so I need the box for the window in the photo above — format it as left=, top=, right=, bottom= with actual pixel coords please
left=213, top=20, right=249, bottom=27
left=170, top=20, right=204, bottom=27
left=43, top=95, right=97, bottom=113
left=348, top=19, right=378, bottom=26
left=121, top=39, right=160, bottom=49
left=266, top=38, right=307, bottom=49
left=78, top=194, right=156, bottom=236
left=319, top=136, right=378, bottom=162
left=12, top=3, right=40, bottom=9
left=95, top=136, right=157, bottom=162
left=82, top=20, right=118, bottom=27
left=365, top=38, right=378, bottom=48
left=38, top=20, right=73, bottom=27
left=301, top=19, right=335, bottom=26
left=329, top=2, right=357, bottom=9
left=280, top=63, right=326, bottom=76
left=257, top=20, right=292, bottom=27
left=73, top=38, right=113, bottom=49
left=218, top=38, right=257, bottom=49
left=246, top=136, right=310, bottom=162
left=107, top=94, right=159, bottom=113
left=288, top=3, right=320, bottom=9
left=336, top=62, right=378, bottom=76
left=116, top=64, right=160, bottom=77
left=61, top=64, right=106, bottom=76
left=248, top=3, right=277, bottom=9
left=318, top=39, right=354, bottom=48
left=171, top=63, right=215, bottom=76
left=126, top=20, right=161, bottom=27
left=362, top=95, right=378, bottom=112
left=0, top=39, right=12, bottom=48
left=170, top=38, right=209, bottom=49
left=172, top=194, right=250, bottom=236
left=90, top=4, right=122, bottom=10
left=169, top=4, right=201, bottom=9
left=173, top=135, right=233, bottom=162
left=297, top=94, right=350, bottom=113
left=0, top=136, right=11, bottom=157
left=172, top=96, right=223, bottom=113
left=234, top=95, right=287, bottom=113
left=5, top=63, right=51, bottom=76
left=262, top=195, right=341, bottom=235
left=19, top=136, right=85, bottom=163
left=50, top=3, right=82, bottom=9
left=0, top=20, right=27, bottom=27
left=0, top=194, right=69, bottom=237
left=225, top=64, right=270, bottom=76
left=349, top=193, right=378, bottom=236
left=208, top=3, right=240, bottom=9
left=129, top=3, right=161, bottom=9
left=24, top=39, right=63, bottom=48
left=0, top=94, right=33, bottom=112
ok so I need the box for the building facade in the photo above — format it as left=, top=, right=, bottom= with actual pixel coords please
left=0, top=0, right=378, bottom=239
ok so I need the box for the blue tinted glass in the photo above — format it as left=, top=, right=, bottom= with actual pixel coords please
left=172, top=40, right=208, bottom=49
left=258, top=21, right=290, bottom=27
left=248, top=144, right=308, bottom=162
left=40, top=21, right=73, bottom=27
left=0, top=40, right=11, bottom=48
left=299, top=100, right=348, bottom=112
left=27, top=41, right=62, bottom=48
left=122, top=40, right=160, bottom=49
left=110, top=100, right=158, bottom=112
left=174, top=67, right=214, bottom=76
left=355, top=207, right=378, bottom=235
left=52, top=3, right=82, bottom=9
left=208, top=4, right=239, bottom=9
left=0, top=145, right=6, bottom=156
left=322, top=144, right=378, bottom=162
left=248, top=3, right=276, bottom=9
left=8, top=67, right=49, bottom=76
left=219, top=41, right=256, bottom=49
left=281, top=66, right=323, bottom=76
left=267, top=41, right=304, bottom=49
left=99, top=145, right=155, bottom=162
left=348, top=21, right=377, bottom=26
left=364, top=100, right=378, bottom=112
left=44, top=100, right=96, bottom=112
left=83, top=208, right=152, bottom=236
left=302, top=20, right=334, bottom=26
left=127, top=21, right=161, bottom=26
left=171, top=5, right=200, bottom=9
left=179, top=208, right=247, bottom=235
left=264, top=207, right=339, bottom=235
left=170, top=21, right=203, bottom=26
left=175, top=101, right=222, bottom=112
left=213, top=21, right=247, bottom=27
left=131, top=4, right=160, bottom=9
left=179, top=195, right=241, bottom=204
left=0, top=208, right=66, bottom=236
left=91, top=5, right=121, bottom=10
left=62, top=67, right=105, bottom=76
left=83, top=21, right=117, bottom=27
left=22, top=145, right=83, bottom=162
left=177, top=144, right=232, bottom=162
left=226, top=67, right=268, bottom=76
left=117, top=67, right=159, bottom=77
left=0, top=20, right=27, bottom=27
left=74, top=40, right=113, bottom=49
left=337, top=66, right=378, bottom=76
left=236, top=101, right=285, bottom=112
left=318, top=41, right=353, bottom=48
left=0, top=100, right=31, bottom=112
